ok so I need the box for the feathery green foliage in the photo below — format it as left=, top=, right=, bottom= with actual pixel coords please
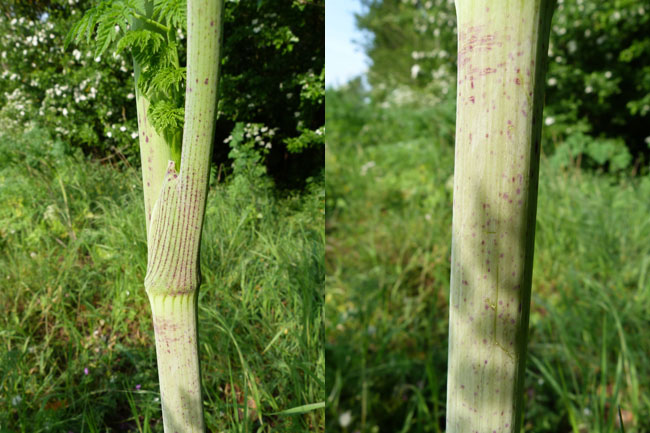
left=66, top=0, right=187, bottom=148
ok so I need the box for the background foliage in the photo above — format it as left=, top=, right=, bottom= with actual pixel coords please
left=0, top=0, right=325, bottom=431
left=0, top=123, right=325, bottom=431
left=326, top=0, right=650, bottom=431
left=325, top=80, right=650, bottom=433
left=355, top=0, right=650, bottom=173
left=0, top=0, right=324, bottom=189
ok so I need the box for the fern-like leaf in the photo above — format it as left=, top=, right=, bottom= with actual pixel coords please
left=149, top=100, right=185, bottom=134
left=115, top=29, right=165, bottom=60
left=154, top=0, right=187, bottom=30
left=148, top=66, right=187, bottom=95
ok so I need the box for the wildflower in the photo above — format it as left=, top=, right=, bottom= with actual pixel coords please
left=339, top=411, right=352, bottom=428
left=360, top=161, right=376, bottom=176
left=411, top=64, right=421, bottom=79
left=84, top=367, right=89, bottom=375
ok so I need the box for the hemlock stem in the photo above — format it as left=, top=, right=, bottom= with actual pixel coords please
left=445, top=1, right=556, bottom=431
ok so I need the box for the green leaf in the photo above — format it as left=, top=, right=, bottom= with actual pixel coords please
left=148, top=100, right=184, bottom=135
left=115, top=29, right=165, bottom=59
left=65, top=0, right=139, bottom=57
left=269, top=401, right=325, bottom=416
left=148, top=66, right=187, bottom=95
left=154, top=0, right=187, bottom=30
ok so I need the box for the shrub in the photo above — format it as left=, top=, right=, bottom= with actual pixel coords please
left=0, top=0, right=324, bottom=188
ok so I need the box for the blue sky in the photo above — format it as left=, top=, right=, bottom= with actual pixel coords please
left=325, top=0, right=369, bottom=88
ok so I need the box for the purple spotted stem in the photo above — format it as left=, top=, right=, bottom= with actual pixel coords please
left=135, top=0, right=224, bottom=431
left=445, top=1, right=556, bottom=431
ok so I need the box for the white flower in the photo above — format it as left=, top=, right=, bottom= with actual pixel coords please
left=72, top=49, right=81, bottom=61
left=120, top=126, right=126, bottom=132
left=585, top=86, right=593, bottom=94
left=567, top=40, right=577, bottom=54
left=411, top=64, right=421, bottom=79
left=338, top=411, right=352, bottom=428
left=604, top=71, right=612, bottom=79
left=547, top=77, right=557, bottom=86
left=94, top=56, right=101, bottom=62
left=131, top=132, right=138, bottom=139
left=360, top=161, right=376, bottom=176
left=544, top=116, right=555, bottom=126
left=127, top=93, right=134, bottom=99
left=62, top=108, right=68, bottom=116
left=107, top=131, right=112, bottom=138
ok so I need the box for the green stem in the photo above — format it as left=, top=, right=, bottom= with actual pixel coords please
left=445, top=1, right=555, bottom=432
left=132, top=11, right=170, bottom=35
left=149, top=293, right=204, bottom=432
left=143, top=1, right=224, bottom=431
left=132, top=1, right=172, bottom=234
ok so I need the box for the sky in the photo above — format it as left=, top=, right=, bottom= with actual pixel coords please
left=325, top=0, right=369, bottom=88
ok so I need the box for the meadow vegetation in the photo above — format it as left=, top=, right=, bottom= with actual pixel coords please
left=325, top=83, right=650, bottom=432
left=0, top=123, right=325, bottom=432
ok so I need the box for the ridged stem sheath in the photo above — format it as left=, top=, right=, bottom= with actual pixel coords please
left=445, top=1, right=555, bottom=432
left=137, top=0, right=224, bottom=431
left=133, top=1, right=173, bottom=233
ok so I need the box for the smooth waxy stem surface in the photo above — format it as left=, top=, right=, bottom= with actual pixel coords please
left=141, top=0, right=224, bottom=431
left=446, top=1, right=555, bottom=432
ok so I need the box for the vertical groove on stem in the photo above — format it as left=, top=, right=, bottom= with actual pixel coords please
left=150, top=293, right=204, bottom=432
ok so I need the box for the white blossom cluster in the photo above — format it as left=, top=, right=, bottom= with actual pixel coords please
left=0, top=89, right=33, bottom=128
left=224, top=123, right=278, bottom=150
left=0, top=11, right=136, bottom=150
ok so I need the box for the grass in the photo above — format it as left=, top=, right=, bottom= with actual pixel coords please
left=0, top=124, right=325, bottom=432
left=325, top=86, right=650, bottom=433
